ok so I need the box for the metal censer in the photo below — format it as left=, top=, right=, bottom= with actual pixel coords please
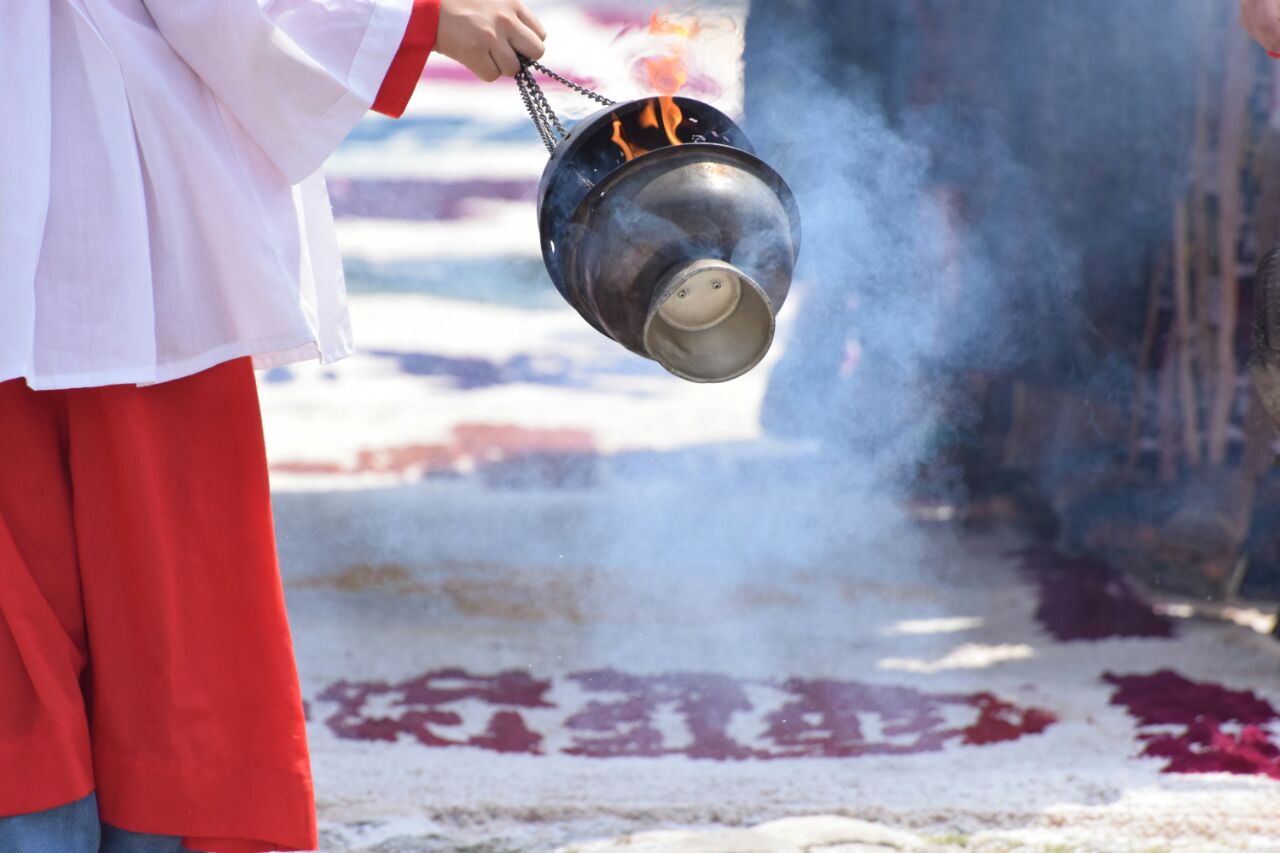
left=515, top=59, right=801, bottom=383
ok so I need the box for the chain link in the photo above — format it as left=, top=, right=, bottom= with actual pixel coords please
left=516, top=70, right=559, bottom=154
left=516, top=56, right=617, bottom=156
left=521, top=58, right=617, bottom=108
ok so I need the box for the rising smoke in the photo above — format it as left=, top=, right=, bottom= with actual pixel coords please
left=278, top=1, right=1215, bottom=681
left=745, top=0, right=1202, bottom=504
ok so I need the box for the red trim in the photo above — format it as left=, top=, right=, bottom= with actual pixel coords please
left=372, top=0, right=441, bottom=118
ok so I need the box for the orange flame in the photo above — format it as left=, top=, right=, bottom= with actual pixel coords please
left=647, top=10, right=699, bottom=38
left=642, top=55, right=688, bottom=96
left=641, top=12, right=697, bottom=96
left=658, top=96, right=683, bottom=146
left=638, top=101, right=660, bottom=129
left=612, top=12, right=697, bottom=162
left=611, top=117, right=645, bottom=162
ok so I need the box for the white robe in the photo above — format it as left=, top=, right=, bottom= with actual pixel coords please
left=0, top=0, right=413, bottom=390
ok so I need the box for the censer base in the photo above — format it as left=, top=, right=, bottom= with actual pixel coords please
left=644, top=259, right=776, bottom=383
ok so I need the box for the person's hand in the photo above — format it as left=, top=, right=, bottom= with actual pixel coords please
left=436, top=0, right=547, bottom=82
left=1242, top=0, right=1280, bottom=55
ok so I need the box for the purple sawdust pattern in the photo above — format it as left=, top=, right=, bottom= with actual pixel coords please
left=329, top=179, right=536, bottom=222
left=1014, top=547, right=1176, bottom=641
left=316, top=668, right=1055, bottom=760
left=1104, top=670, right=1280, bottom=779
left=368, top=350, right=581, bottom=390
left=272, top=422, right=600, bottom=488
left=761, top=678, right=1055, bottom=758
left=565, top=670, right=757, bottom=760
left=320, top=668, right=553, bottom=753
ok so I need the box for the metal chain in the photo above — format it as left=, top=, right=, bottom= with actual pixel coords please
left=516, top=56, right=617, bottom=156
left=516, top=70, right=560, bottom=154
left=521, top=67, right=568, bottom=144
left=521, top=58, right=616, bottom=108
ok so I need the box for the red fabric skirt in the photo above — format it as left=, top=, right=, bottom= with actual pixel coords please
left=0, top=358, right=316, bottom=852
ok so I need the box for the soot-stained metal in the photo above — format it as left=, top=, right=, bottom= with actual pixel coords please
left=515, top=58, right=802, bottom=383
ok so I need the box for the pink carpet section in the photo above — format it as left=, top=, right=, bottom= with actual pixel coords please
left=1015, top=547, right=1176, bottom=641
left=1104, top=670, right=1280, bottom=779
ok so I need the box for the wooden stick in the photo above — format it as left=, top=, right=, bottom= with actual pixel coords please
left=1191, top=63, right=1216, bottom=420
left=1126, top=255, right=1166, bottom=475
left=1157, top=335, right=1180, bottom=483
left=1173, top=200, right=1203, bottom=467
left=1207, top=25, right=1250, bottom=464
left=1232, top=384, right=1276, bottom=544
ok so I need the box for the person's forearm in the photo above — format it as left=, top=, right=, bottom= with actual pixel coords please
left=371, top=0, right=548, bottom=117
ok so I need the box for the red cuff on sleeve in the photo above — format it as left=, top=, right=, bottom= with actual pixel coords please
left=372, top=0, right=442, bottom=118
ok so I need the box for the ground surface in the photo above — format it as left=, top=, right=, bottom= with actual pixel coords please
left=259, top=3, right=1280, bottom=850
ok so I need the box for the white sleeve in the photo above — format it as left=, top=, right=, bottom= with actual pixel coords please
left=143, top=0, right=412, bottom=182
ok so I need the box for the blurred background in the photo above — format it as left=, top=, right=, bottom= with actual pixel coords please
left=262, top=1, right=1280, bottom=850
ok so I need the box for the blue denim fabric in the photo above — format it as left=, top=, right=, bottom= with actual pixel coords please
left=100, top=819, right=187, bottom=853
left=0, top=793, right=185, bottom=852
